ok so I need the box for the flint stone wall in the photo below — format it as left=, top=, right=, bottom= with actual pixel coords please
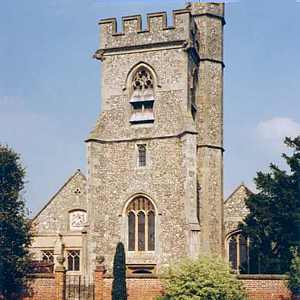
left=33, top=170, right=87, bottom=233
left=224, top=184, right=251, bottom=237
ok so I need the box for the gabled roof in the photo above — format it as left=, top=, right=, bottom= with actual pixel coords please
left=224, top=183, right=253, bottom=204
left=32, top=169, right=86, bottom=222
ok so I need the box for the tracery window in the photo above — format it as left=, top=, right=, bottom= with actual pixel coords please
left=129, top=67, right=155, bottom=124
left=227, top=232, right=250, bottom=274
left=126, top=196, right=156, bottom=252
left=67, top=250, right=80, bottom=271
left=41, top=250, right=54, bottom=264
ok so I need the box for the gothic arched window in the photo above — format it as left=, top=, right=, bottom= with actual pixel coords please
left=126, top=196, right=156, bottom=252
left=129, top=67, right=155, bottom=124
left=227, top=232, right=250, bottom=274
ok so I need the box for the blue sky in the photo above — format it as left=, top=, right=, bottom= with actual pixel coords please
left=0, top=0, right=300, bottom=215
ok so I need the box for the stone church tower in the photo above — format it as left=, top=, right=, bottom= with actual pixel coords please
left=87, top=2, right=225, bottom=275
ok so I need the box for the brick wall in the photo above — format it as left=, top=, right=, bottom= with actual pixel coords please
left=239, top=275, right=291, bottom=300
left=22, top=272, right=292, bottom=300
left=103, top=276, right=163, bottom=300
left=101, top=275, right=291, bottom=300
left=23, top=274, right=56, bottom=300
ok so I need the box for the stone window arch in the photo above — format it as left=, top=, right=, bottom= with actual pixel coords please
left=128, top=65, right=155, bottom=124
left=226, top=231, right=250, bottom=274
left=126, top=196, right=156, bottom=252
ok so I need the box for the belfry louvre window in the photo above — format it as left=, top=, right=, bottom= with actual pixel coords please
left=138, top=144, right=146, bottom=167
left=130, top=67, right=154, bottom=124
left=127, top=196, right=155, bottom=252
left=67, top=250, right=80, bottom=271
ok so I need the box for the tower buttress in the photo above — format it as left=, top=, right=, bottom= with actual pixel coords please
left=191, top=3, right=225, bottom=256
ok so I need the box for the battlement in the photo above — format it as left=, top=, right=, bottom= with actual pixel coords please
left=98, top=9, right=191, bottom=50
left=190, top=2, right=225, bottom=21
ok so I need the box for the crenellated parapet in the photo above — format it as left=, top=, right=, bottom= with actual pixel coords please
left=98, top=9, right=191, bottom=51
left=189, top=2, right=225, bottom=21
left=190, top=2, right=225, bottom=64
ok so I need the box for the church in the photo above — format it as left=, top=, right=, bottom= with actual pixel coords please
left=30, top=2, right=251, bottom=281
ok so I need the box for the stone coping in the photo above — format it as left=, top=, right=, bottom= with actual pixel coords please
left=27, top=273, right=288, bottom=280
left=27, top=273, right=55, bottom=279
left=104, top=275, right=159, bottom=279
left=238, top=274, right=288, bottom=280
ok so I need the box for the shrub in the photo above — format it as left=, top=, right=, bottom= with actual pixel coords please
left=157, top=256, right=247, bottom=300
left=287, top=248, right=300, bottom=296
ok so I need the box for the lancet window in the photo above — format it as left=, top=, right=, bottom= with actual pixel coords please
left=137, top=144, right=147, bottom=167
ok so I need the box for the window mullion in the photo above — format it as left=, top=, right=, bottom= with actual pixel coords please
left=237, top=234, right=240, bottom=274
left=135, top=213, right=138, bottom=252
left=145, top=211, right=148, bottom=251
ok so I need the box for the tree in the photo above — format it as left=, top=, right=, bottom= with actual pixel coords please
left=157, top=256, right=247, bottom=300
left=287, top=247, right=300, bottom=298
left=0, top=145, right=32, bottom=299
left=112, top=242, right=127, bottom=300
left=239, top=137, right=300, bottom=274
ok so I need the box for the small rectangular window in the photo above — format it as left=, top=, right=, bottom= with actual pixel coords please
left=138, top=145, right=146, bottom=167
left=67, top=250, right=80, bottom=271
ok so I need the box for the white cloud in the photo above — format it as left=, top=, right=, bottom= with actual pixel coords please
left=257, top=117, right=300, bottom=142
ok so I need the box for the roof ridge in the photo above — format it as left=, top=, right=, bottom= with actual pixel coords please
left=224, top=183, right=253, bottom=204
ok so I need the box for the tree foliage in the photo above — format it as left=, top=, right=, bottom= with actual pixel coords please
left=157, top=256, right=247, bottom=300
left=112, top=242, right=127, bottom=300
left=287, top=247, right=300, bottom=296
left=0, top=145, right=32, bottom=299
left=239, top=137, right=300, bottom=274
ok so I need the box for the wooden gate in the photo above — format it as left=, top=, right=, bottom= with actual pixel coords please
left=66, top=275, right=94, bottom=300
